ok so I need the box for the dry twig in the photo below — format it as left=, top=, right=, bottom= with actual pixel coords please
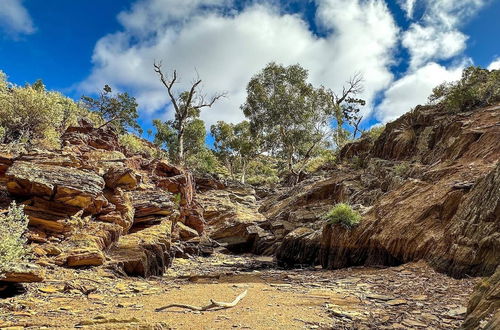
left=155, top=290, right=248, bottom=312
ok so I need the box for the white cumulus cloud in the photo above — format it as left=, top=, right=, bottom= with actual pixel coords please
left=401, top=0, right=486, bottom=68
left=80, top=0, right=398, bottom=127
left=376, top=62, right=465, bottom=123
left=0, top=0, right=35, bottom=37
left=488, top=57, right=500, bottom=70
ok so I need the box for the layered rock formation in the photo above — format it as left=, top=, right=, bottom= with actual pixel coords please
left=464, top=266, right=500, bottom=329
left=0, top=120, right=204, bottom=280
left=197, top=181, right=269, bottom=252
left=270, top=104, right=499, bottom=278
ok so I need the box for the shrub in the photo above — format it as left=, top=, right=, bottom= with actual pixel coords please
left=322, top=203, right=361, bottom=228
left=0, top=71, right=102, bottom=148
left=428, top=66, right=500, bottom=112
left=118, top=133, right=159, bottom=158
left=186, top=148, right=227, bottom=175
left=0, top=202, right=31, bottom=274
left=303, top=149, right=336, bottom=173
left=393, top=162, right=410, bottom=177
left=363, top=125, right=385, bottom=141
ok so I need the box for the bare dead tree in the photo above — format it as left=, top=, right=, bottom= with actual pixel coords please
left=153, top=61, right=226, bottom=163
left=329, top=73, right=366, bottom=145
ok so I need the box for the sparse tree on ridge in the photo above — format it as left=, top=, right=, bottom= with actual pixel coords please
left=153, top=61, right=225, bottom=164
left=329, top=73, right=366, bottom=145
left=81, top=84, right=141, bottom=134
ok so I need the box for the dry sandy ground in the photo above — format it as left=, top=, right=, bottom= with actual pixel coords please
left=0, top=254, right=478, bottom=329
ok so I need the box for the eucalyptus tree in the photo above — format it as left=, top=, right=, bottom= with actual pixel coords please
left=211, top=120, right=258, bottom=183
left=153, top=61, right=225, bottom=163
left=81, top=84, right=141, bottom=134
left=241, top=62, right=364, bottom=183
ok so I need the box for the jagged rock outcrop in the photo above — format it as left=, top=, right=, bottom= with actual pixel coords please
left=0, top=121, right=204, bottom=279
left=276, top=227, right=321, bottom=267
left=109, top=217, right=174, bottom=277
left=464, top=266, right=500, bottom=329
left=273, top=104, right=499, bottom=278
left=197, top=182, right=268, bottom=252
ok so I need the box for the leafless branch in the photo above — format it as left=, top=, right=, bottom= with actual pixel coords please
left=154, top=60, right=180, bottom=113
left=334, top=72, right=364, bottom=105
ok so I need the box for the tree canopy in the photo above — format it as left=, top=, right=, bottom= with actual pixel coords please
left=241, top=62, right=364, bottom=182
left=153, top=61, right=225, bottom=163
left=81, top=85, right=141, bottom=134
left=211, top=120, right=259, bottom=183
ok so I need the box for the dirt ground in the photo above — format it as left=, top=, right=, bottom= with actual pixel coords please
left=0, top=254, right=478, bottom=329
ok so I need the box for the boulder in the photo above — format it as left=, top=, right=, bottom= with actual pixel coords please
left=66, top=249, right=105, bottom=267
left=130, top=190, right=177, bottom=220
left=198, top=185, right=268, bottom=252
left=464, top=266, right=500, bottom=329
left=276, top=227, right=321, bottom=267
left=6, top=161, right=105, bottom=211
left=103, top=166, right=141, bottom=190
left=176, top=222, right=199, bottom=241
left=1, top=265, right=44, bottom=283
left=109, top=217, right=174, bottom=277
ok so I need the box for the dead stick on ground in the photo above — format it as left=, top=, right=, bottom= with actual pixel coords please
left=155, top=290, right=248, bottom=312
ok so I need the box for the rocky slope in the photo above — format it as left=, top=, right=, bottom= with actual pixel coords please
left=262, top=104, right=499, bottom=278
left=0, top=119, right=204, bottom=282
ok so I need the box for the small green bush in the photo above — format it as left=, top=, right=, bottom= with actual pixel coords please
left=363, top=125, right=385, bottom=141
left=303, top=149, right=337, bottom=173
left=428, top=66, right=500, bottom=112
left=118, top=133, right=159, bottom=158
left=393, top=162, right=410, bottom=177
left=0, top=202, right=31, bottom=275
left=322, top=203, right=361, bottom=228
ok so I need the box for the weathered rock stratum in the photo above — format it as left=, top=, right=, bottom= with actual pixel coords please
left=0, top=120, right=204, bottom=281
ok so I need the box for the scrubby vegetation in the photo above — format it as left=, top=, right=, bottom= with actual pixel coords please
left=362, top=124, right=385, bottom=141
left=0, top=72, right=101, bottom=148
left=0, top=202, right=31, bottom=275
left=118, top=133, right=159, bottom=158
left=322, top=203, right=361, bottom=228
left=81, top=84, right=141, bottom=134
left=429, top=66, right=500, bottom=112
left=1, top=65, right=496, bottom=187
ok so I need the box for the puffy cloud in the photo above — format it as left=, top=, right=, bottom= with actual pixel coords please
left=488, top=57, right=500, bottom=70
left=80, top=0, right=398, bottom=127
left=401, top=0, right=486, bottom=68
left=375, top=62, right=464, bottom=123
left=0, top=0, right=35, bottom=36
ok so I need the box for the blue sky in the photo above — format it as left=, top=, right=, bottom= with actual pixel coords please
left=1, top=0, right=499, bottom=140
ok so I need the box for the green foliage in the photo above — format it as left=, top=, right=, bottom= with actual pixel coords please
left=393, top=162, right=410, bottom=177
left=185, top=147, right=226, bottom=175
left=154, top=118, right=208, bottom=163
left=118, top=133, right=159, bottom=158
left=242, top=63, right=335, bottom=174
left=82, top=85, right=142, bottom=134
left=0, top=72, right=99, bottom=148
left=173, top=193, right=182, bottom=206
left=0, top=202, right=31, bottom=274
left=363, top=125, right=385, bottom=141
left=322, top=203, right=361, bottom=228
left=242, top=63, right=364, bottom=183
left=153, top=63, right=225, bottom=163
left=245, top=156, right=280, bottom=185
left=211, top=120, right=259, bottom=183
left=302, top=149, right=336, bottom=173
left=428, top=66, right=500, bottom=112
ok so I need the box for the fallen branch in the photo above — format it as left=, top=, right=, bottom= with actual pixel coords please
left=155, top=290, right=248, bottom=312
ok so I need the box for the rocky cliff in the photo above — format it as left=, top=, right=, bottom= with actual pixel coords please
left=0, top=120, right=204, bottom=281
left=242, top=104, right=498, bottom=280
